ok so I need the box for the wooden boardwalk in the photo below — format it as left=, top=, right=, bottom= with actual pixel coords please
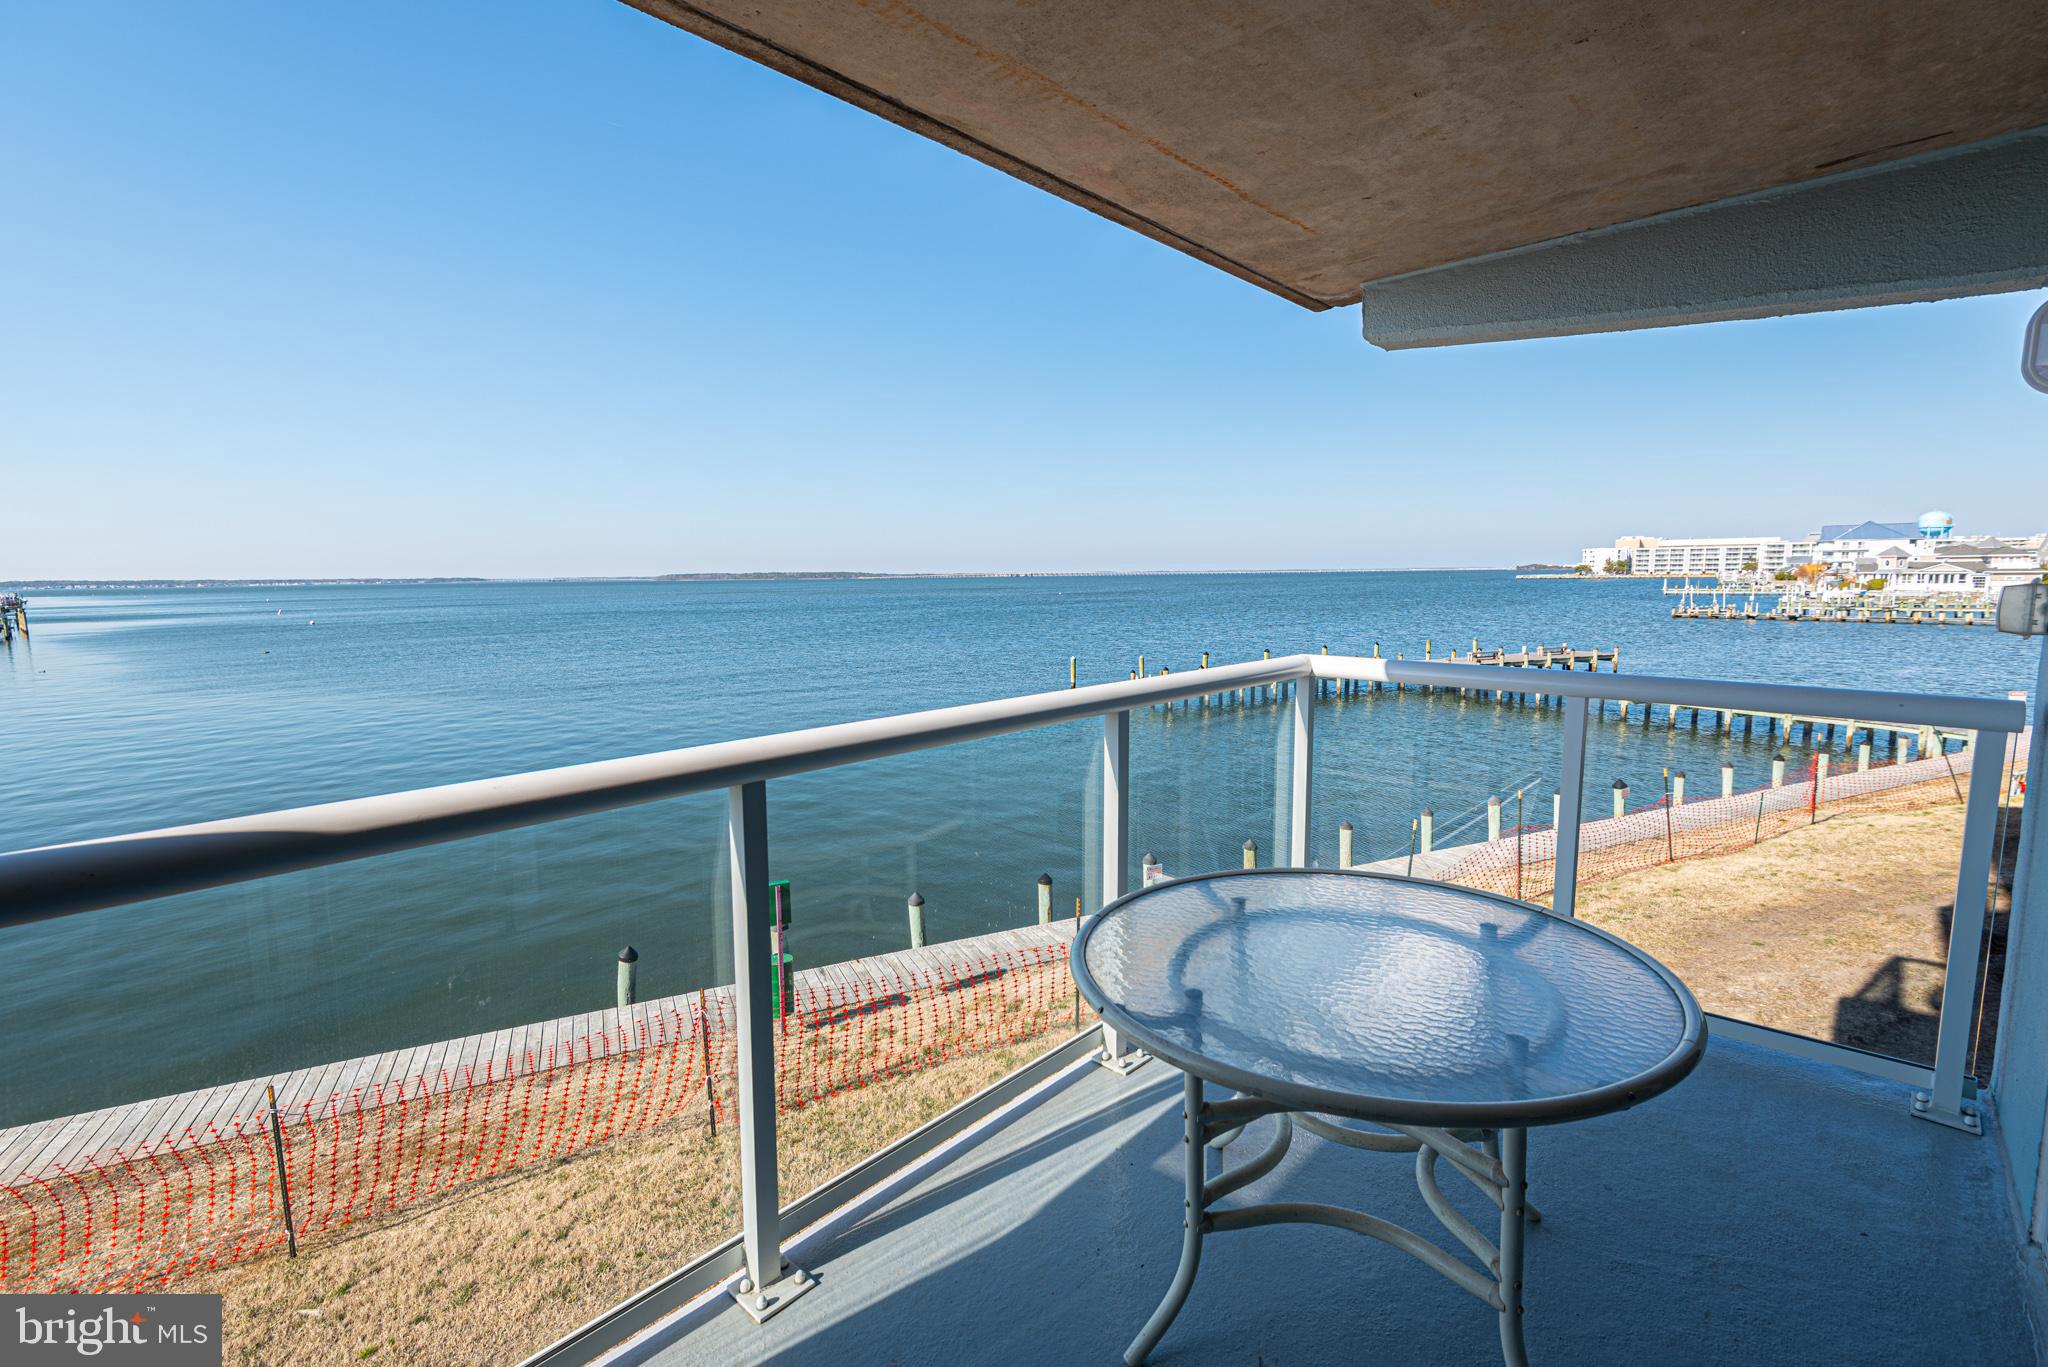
left=0, top=920, right=1075, bottom=1184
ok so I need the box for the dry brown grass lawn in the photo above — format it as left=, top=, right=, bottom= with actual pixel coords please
left=1574, top=804, right=2002, bottom=1060
left=189, top=1025, right=1076, bottom=1366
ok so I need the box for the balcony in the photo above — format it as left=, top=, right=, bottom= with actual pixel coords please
left=632, top=1034, right=2033, bottom=1365
left=1, top=652, right=2042, bottom=1365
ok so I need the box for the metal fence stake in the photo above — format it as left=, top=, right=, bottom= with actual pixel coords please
left=697, top=988, right=716, bottom=1139
left=264, top=1083, right=297, bottom=1258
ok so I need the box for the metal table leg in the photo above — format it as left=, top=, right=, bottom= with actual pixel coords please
left=1497, top=1126, right=1529, bottom=1367
left=1127, top=1082, right=1538, bottom=1367
left=1126, top=1069, right=1207, bottom=1366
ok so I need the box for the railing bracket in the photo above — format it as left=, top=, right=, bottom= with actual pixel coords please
left=1097, top=1046, right=1151, bottom=1077
left=731, top=1264, right=817, bottom=1324
left=1910, top=1091, right=1982, bottom=1135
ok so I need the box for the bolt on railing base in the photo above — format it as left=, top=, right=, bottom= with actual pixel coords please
left=1098, top=1023, right=1152, bottom=1076
left=731, top=1263, right=818, bottom=1324
left=1098, top=1046, right=1152, bottom=1077
left=1910, top=1092, right=1982, bottom=1135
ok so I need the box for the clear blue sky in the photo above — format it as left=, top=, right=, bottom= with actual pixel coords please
left=4, top=2, right=2043, bottom=578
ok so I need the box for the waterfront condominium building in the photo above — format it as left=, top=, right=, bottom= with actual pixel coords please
left=1578, top=535, right=1804, bottom=576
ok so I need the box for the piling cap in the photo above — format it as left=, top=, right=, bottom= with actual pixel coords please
left=1037, top=873, right=1052, bottom=886
left=1339, top=819, right=1353, bottom=831
left=618, top=945, right=639, bottom=963
left=907, top=892, right=924, bottom=907
left=1421, top=806, right=1433, bottom=817
left=1243, top=838, right=1257, bottom=850
left=1143, top=852, right=1157, bottom=864
left=1612, top=778, right=1629, bottom=789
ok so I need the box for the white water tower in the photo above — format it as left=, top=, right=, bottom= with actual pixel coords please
left=1917, top=509, right=1954, bottom=541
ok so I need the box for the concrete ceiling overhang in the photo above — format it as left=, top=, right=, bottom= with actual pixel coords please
left=623, top=1, right=2048, bottom=337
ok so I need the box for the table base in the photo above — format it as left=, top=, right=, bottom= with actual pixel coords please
left=1127, top=1071, right=1534, bottom=1367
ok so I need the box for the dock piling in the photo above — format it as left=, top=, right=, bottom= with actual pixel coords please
left=616, top=945, right=639, bottom=1010
left=1419, top=807, right=1434, bottom=853
left=1242, top=839, right=1258, bottom=870
left=1612, top=779, right=1629, bottom=819
left=907, top=892, right=926, bottom=950
left=1037, top=873, right=1053, bottom=926
left=1338, top=820, right=1353, bottom=867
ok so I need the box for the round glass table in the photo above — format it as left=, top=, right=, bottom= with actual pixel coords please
left=1073, top=869, right=1706, bottom=1367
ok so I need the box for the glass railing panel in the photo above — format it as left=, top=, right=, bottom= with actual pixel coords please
left=1311, top=668, right=1573, bottom=893
left=764, top=721, right=1098, bottom=1202
left=1129, top=674, right=1291, bottom=879
left=1559, top=704, right=2012, bottom=1071
left=0, top=792, right=735, bottom=1366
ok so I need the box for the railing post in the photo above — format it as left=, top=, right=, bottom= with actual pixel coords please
left=1102, top=710, right=1129, bottom=908
left=1552, top=697, right=1590, bottom=917
left=1290, top=676, right=1315, bottom=865
left=1915, top=738, right=2006, bottom=1134
left=726, top=781, right=815, bottom=1319
left=1098, top=710, right=1142, bottom=1072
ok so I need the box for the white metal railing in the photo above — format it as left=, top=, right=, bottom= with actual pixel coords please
left=0, top=655, right=2028, bottom=1311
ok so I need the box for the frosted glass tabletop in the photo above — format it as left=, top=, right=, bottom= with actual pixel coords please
left=1075, top=870, right=1705, bottom=1127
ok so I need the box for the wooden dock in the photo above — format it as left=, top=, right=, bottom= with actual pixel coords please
left=1674, top=602, right=1998, bottom=626
left=1604, top=698, right=1969, bottom=756
left=1105, top=641, right=1622, bottom=713
left=0, top=594, right=24, bottom=644
left=1668, top=584, right=1998, bottom=626
left=1102, top=647, right=1975, bottom=760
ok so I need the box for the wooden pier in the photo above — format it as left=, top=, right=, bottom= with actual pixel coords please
left=0, top=594, right=24, bottom=644
left=1668, top=584, right=1998, bottom=626
left=1603, top=696, right=1969, bottom=758
left=1085, top=641, right=1621, bottom=713
left=1090, top=648, right=1975, bottom=760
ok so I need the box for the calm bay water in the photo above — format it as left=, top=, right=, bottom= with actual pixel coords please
left=0, top=573, right=2033, bottom=1127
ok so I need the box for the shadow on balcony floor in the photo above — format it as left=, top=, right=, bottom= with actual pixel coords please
left=653, top=1037, right=2036, bottom=1365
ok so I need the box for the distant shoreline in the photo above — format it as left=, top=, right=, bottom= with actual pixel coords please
left=2, top=567, right=1532, bottom=590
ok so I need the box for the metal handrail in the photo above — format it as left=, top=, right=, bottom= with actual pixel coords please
left=0, top=655, right=1311, bottom=927
left=0, top=655, right=2024, bottom=927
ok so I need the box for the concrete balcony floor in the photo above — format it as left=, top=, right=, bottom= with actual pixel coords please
left=657, top=1037, right=2037, bottom=1365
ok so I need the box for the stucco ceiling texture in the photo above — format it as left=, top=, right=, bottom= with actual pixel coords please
left=626, top=1, right=2048, bottom=309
